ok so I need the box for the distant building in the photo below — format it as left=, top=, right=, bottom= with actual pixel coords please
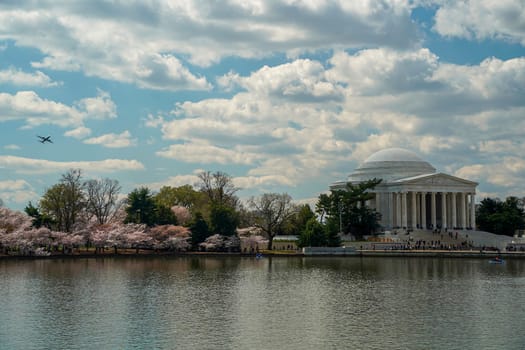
left=272, top=235, right=299, bottom=251
left=331, top=148, right=478, bottom=231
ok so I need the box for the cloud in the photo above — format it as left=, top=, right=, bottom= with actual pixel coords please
left=75, top=90, right=117, bottom=120
left=4, top=144, right=20, bottom=150
left=0, top=67, right=61, bottom=87
left=233, top=175, right=295, bottom=189
left=0, top=179, right=31, bottom=191
left=0, top=179, right=38, bottom=204
left=327, top=48, right=441, bottom=95
left=223, top=59, right=344, bottom=101
left=434, top=0, right=525, bottom=45
left=0, top=155, right=144, bottom=174
left=146, top=174, right=201, bottom=191
left=0, top=90, right=118, bottom=128
left=0, top=90, right=82, bottom=126
left=64, top=126, right=92, bottom=139
left=156, top=141, right=262, bottom=165
left=83, top=130, right=137, bottom=148
left=455, top=157, right=525, bottom=189
left=0, top=1, right=418, bottom=91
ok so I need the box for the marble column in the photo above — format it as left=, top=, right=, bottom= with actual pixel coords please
left=396, top=192, right=401, bottom=228
left=461, top=192, right=467, bottom=229
left=441, top=192, right=447, bottom=229
left=470, top=193, right=476, bottom=230
left=411, top=191, right=417, bottom=229
left=388, top=192, right=394, bottom=229
left=402, top=192, right=408, bottom=229
left=451, top=192, right=457, bottom=229
left=421, top=192, right=427, bottom=230
left=431, top=192, right=436, bottom=229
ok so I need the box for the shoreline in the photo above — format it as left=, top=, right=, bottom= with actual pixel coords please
left=2, top=249, right=525, bottom=260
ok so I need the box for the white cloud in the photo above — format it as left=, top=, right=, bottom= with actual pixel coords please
left=75, top=90, right=117, bottom=120
left=0, top=90, right=82, bottom=127
left=455, top=156, right=525, bottom=189
left=226, top=59, right=344, bottom=101
left=0, top=90, right=118, bottom=128
left=0, top=179, right=38, bottom=205
left=0, top=155, right=144, bottom=174
left=146, top=174, right=201, bottom=191
left=0, top=1, right=418, bottom=90
left=84, top=130, right=136, bottom=148
left=64, top=126, right=92, bottom=139
left=156, top=141, right=262, bottom=165
left=0, top=67, right=61, bottom=87
left=234, top=175, right=295, bottom=189
left=0, top=179, right=31, bottom=191
left=4, top=144, right=20, bottom=150
left=327, top=48, right=440, bottom=95
left=434, top=0, right=525, bottom=45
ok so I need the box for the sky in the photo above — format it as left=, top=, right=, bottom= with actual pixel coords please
left=1, top=0, right=525, bottom=210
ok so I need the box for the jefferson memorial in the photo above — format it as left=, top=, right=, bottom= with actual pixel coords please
left=331, top=148, right=477, bottom=231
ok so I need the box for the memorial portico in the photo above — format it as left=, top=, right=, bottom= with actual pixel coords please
left=331, top=148, right=478, bottom=231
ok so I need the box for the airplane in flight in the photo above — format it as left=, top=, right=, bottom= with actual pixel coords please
left=37, top=135, right=53, bottom=144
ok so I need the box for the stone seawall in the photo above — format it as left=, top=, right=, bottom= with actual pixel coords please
left=358, top=250, right=525, bottom=259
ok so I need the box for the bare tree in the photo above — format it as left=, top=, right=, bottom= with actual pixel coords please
left=248, top=193, right=297, bottom=250
left=85, top=178, right=122, bottom=225
left=197, top=171, right=239, bottom=207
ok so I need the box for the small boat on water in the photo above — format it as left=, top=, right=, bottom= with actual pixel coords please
left=489, top=257, right=505, bottom=264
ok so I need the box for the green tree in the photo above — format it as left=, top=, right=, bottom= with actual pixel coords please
left=299, top=218, right=327, bottom=247
left=210, top=204, right=239, bottom=236
left=40, top=169, right=85, bottom=232
left=324, top=218, right=342, bottom=247
left=155, top=205, right=178, bottom=225
left=190, top=212, right=210, bottom=249
left=24, top=201, right=54, bottom=228
left=155, top=185, right=206, bottom=210
left=125, top=187, right=157, bottom=226
left=477, top=197, right=525, bottom=236
left=315, top=193, right=331, bottom=223
left=282, top=204, right=315, bottom=236
left=315, top=178, right=382, bottom=240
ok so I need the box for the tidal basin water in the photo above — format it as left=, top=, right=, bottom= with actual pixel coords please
left=1, top=256, right=525, bottom=350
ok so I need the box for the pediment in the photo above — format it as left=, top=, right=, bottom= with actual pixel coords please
left=394, top=173, right=478, bottom=187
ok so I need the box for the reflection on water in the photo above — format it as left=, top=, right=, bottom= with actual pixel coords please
left=1, top=256, right=525, bottom=349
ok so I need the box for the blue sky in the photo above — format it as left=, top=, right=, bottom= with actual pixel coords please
left=1, top=0, right=525, bottom=210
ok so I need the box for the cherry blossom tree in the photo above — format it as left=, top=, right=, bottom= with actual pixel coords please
left=171, top=205, right=192, bottom=226
left=241, top=235, right=268, bottom=253
left=0, top=207, right=35, bottom=255
left=199, top=234, right=225, bottom=251
left=199, top=234, right=240, bottom=252
left=90, top=222, right=148, bottom=254
left=0, top=207, right=32, bottom=233
left=149, top=225, right=191, bottom=251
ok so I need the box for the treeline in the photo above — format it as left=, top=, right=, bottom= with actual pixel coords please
left=476, top=197, right=525, bottom=236
left=0, top=170, right=386, bottom=256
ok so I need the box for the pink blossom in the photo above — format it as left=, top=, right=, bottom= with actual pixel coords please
left=171, top=206, right=191, bottom=226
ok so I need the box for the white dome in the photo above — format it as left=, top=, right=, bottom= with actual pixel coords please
left=364, top=148, right=425, bottom=163
left=348, top=148, right=436, bottom=182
